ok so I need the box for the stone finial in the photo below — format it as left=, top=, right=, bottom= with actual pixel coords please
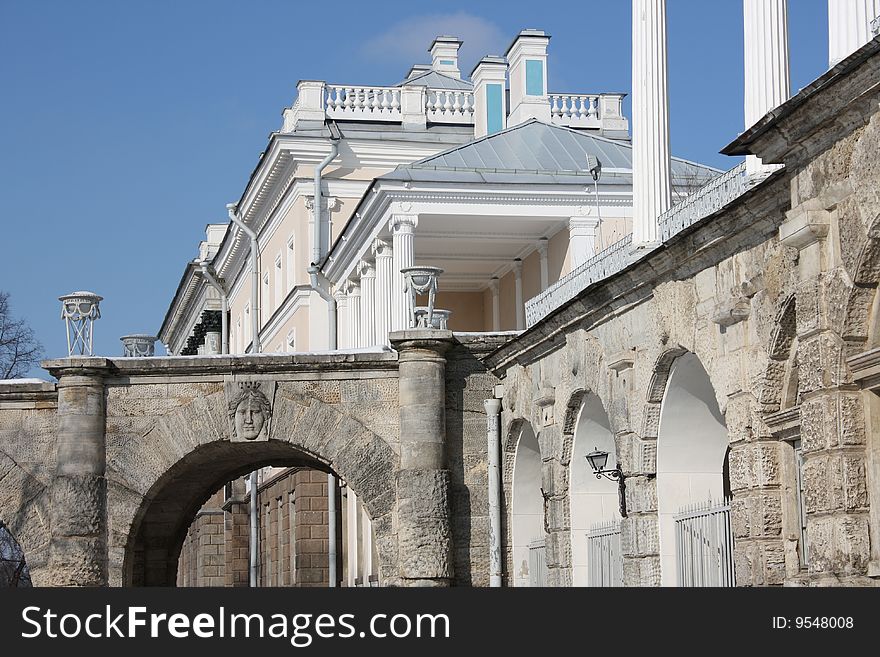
left=59, top=291, right=102, bottom=357
left=120, top=334, right=158, bottom=357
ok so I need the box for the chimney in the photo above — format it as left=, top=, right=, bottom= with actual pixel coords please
left=430, top=36, right=463, bottom=78
left=471, top=56, right=508, bottom=139
left=506, top=29, right=551, bottom=126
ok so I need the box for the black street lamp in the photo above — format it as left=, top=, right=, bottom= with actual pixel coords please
left=585, top=448, right=627, bottom=518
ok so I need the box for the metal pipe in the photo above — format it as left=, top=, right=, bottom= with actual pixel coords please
left=199, top=262, right=229, bottom=354
left=249, top=471, right=259, bottom=587
left=484, top=398, right=503, bottom=587
left=227, top=202, right=261, bottom=587
left=227, top=203, right=260, bottom=354
left=312, top=140, right=340, bottom=265
left=308, top=266, right=337, bottom=351
left=327, top=473, right=337, bottom=587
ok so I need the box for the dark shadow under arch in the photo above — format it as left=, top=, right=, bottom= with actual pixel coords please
left=124, top=440, right=334, bottom=586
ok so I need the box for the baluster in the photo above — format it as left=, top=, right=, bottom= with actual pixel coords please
left=390, top=88, right=400, bottom=113
left=452, top=91, right=461, bottom=115
left=371, top=88, right=381, bottom=113
left=343, top=87, right=353, bottom=112
left=378, top=89, right=388, bottom=113
left=588, top=96, right=599, bottom=118
left=550, top=96, right=559, bottom=118
left=332, top=87, right=343, bottom=111
left=432, top=91, right=442, bottom=115
left=461, top=92, right=471, bottom=116
left=358, top=88, right=369, bottom=113
left=572, top=96, right=584, bottom=119
left=442, top=91, right=452, bottom=115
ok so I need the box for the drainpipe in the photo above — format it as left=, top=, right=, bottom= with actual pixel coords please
left=306, top=136, right=340, bottom=351
left=311, top=140, right=340, bottom=265
left=327, top=474, right=337, bottom=587
left=198, top=262, right=229, bottom=355
left=312, top=137, right=340, bottom=586
left=484, top=397, right=503, bottom=587
left=227, top=202, right=261, bottom=588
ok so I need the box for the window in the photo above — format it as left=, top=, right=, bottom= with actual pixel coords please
left=263, top=272, right=270, bottom=321
left=244, top=304, right=251, bottom=350
left=286, top=236, right=296, bottom=292
left=274, top=254, right=283, bottom=311
left=793, top=439, right=808, bottom=567
left=264, top=503, right=272, bottom=587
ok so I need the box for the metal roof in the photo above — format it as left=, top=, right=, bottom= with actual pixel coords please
left=392, top=119, right=721, bottom=183
left=396, top=70, right=473, bottom=90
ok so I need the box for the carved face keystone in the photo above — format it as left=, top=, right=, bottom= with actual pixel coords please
left=234, top=396, right=266, bottom=440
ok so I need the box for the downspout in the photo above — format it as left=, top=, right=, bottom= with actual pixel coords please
left=327, top=474, right=337, bottom=587
left=484, top=398, right=503, bottom=586
left=199, top=262, right=229, bottom=355
left=227, top=202, right=261, bottom=588
left=312, top=137, right=340, bottom=586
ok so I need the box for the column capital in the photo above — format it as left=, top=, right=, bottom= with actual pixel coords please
left=372, top=238, right=392, bottom=258
left=535, top=237, right=549, bottom=257
left=389, top=329, right=455, bottom=361
left=389, top=213, right=418, bottom=233
left=484, top=398, right=502, bottom=415
left=512, top=258, right=523, bottom=277
left=359, top=259, right=376, bottom=278
left=488, top=276, right=500, bottom=294
left=42, top=357, right=114, bottom=383
left=347, top=278, right=361, bottom=295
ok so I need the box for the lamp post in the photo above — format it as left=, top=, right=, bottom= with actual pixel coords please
left=585, top=447, right=627, bottom=518
left=586, top=154, right=603, bottom=247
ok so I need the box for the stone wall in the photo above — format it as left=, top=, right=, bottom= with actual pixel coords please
left=485, top=42, right=880, bottom=587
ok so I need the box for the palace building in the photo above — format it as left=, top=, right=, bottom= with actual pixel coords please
left=2, top=1, right=880, bottom=588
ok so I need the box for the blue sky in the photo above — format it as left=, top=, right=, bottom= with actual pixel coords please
left=0, top=0, right=827, bottom=377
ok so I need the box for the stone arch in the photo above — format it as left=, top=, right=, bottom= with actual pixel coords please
left=642, top=346, right=688, bottom=442
left=566, top=390, right=619, bottom=586
left=508, top=419, right=544, bottom=587
left=759, top=294, right=798, bottom=415
left=114, top=386, right=398, bottom=586
left=655, top=351, right=730, bottom=586
left=0, top=453, right=49, bottom=586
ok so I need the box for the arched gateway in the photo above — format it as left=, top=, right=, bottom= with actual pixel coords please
left=0, top=330, right=471, bottom=587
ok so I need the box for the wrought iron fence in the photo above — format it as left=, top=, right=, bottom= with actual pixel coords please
left=586, top=520, right=623, bottom=587
left=674, top=498, right=735, bottom=587
left=524, top=161, right=750, bottom=328
left=658, top=161, right=748, bottom=242
left=528, top=539, right=548, bottom=587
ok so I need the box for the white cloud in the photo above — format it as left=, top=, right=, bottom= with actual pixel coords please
left=363, top=12, right=508, bottom=77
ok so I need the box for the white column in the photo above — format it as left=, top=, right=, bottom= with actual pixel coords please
left=829, top=0, right=880, bottom=68
left=536, top=238, right=549, bottom=291
left=513, top=259, right=525, bottom=331
left=390, top=212, right=417, bottom=331
left=569, top=217, right=600, bottom=269
left=334, top=289, right=348, bottom=349
left=489, top=277, right=501, bottom=331
left=347, top=279, right=361, bottom=348
left=744, top=0, right=790, bottom=179
left=359, top=260, right=376, bottom=347
left=346, top=487, right=359, bottom=586
left=632, top=0, right=672, bottom=247
left=372, top=239, right=393, bottom=345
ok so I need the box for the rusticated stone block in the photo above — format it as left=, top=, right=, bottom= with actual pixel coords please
left=49, top=536, right=107, bottom=586
left=51, top=474, right=106, bottom=537
left=807, top=514, right=870, bottom=576
left=797, top=333, right=845, bottom=395
left=730, top=497, right=751, bottom=539
left=397, top=469, right=451, bottom=581
left=623, top=474, right=656, bottom=514
left=842, top=456, right=867, bottom=510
